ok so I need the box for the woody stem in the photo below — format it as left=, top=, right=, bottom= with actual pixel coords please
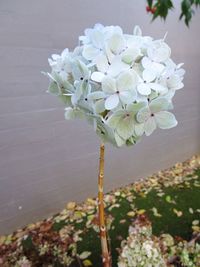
left=98, top=143, right=111, bottom=267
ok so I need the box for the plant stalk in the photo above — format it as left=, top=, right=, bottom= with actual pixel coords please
left=98, top=143, right=111, bottom=267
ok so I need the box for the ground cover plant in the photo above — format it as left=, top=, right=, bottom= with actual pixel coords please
left=0, top=155, right=199, bottom=267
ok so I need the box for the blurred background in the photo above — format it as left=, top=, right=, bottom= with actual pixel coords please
left=0, top=0, right=199, bottom=234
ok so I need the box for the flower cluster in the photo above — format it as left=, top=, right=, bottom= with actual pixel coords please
left=45, top=24, right=185, bottom=147
left=118, top=215, right=167, bottom=267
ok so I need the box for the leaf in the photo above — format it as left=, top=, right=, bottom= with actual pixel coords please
left=108, top=203, right=120, bottom=211
left=0, top=236, right=6, bottom=245
left=137, top=209, right=146, bottom=215
left=180, top=0, right=193, bottom=26
left=52, top=221, right=67, bottom=231
left=66, top=202, right=76, bottom=210
left=151, top=207, right=162, bottom=217
left=147, top=0, right=153, bottom=8
left=192, top=220, right=199, bottom=225
left=127, top=211, right=136, bottom=217
left=21, top=235, right=34, bottom=250
left=79, top=251, right=92, bottom=260
left=189, top=207, right=194, bottom=214
left=192, top=225, right=200, bottom=232
left=165, top=195, right=176, bottom=204
left=83, top=259, right=93, bottom=266
left=4, top=235, right=12, bottom=245
left=39, top=221, right=52, bottom=233
left=153, top=0, right=174, bottom=20
left=173, top=208, right=183, bottom=217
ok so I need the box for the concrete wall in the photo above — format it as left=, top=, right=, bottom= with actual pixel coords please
left=0, top=0, right=199, bottom=234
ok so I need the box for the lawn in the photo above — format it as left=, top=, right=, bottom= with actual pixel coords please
left=0, top=156, right=200, bottom=267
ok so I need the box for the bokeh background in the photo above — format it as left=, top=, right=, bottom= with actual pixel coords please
left=0, top=0, right=200, bottom=234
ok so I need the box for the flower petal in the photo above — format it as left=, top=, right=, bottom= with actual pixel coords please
left=48, top=81, right=59, bottom=95
left=108, top=33, right=125, bottom=54
left=105, top=94, right=119, bottom=110
left=167, top=74, right=184, bottom=90
left=149, top=97, right=170, bottom=113
left=90, top=30, right=104, bottom=48
left=82, top=45, right=100, bottom=60
left=91, top=72, right=105, bottom=82
left=88, top=91, right=105, bottom=100
left=135, top=123, right=144, bottom=136
left=108, top=56, right=129, bottom=77
left=127, top=101, right=147, bottom=113
left=114, top=132, right=125, bottom=147
left=144, top=117, right=157, bottom=136
left=148, top=41, right=171, bottom=62
left=137, top=83, right=151, bottom=95
left=116, top=116, right=135, bottom=140
left=71, top=60, right=89, bottom=81
left=117, top=71, right=137, bottom=91
left=142, top=57, right=152, bottom=69
left=133, top=25, right=142, bottom=36
left=94, top=99, right=106, bottom=113
left=95, top=55, right=109, bottom=72
left=65, top=107, right=83, bottom=120
left=143, top=69, right=156, bottom=83
left=61, top=48, right=69, bottom=58
left=119, top=90, right=137, bottom=104
left=152, top=62, right=165, bottom=74
left=136, top=106, right=151, bottom=123
left=121, top=47, right=140, bottom=64
left=149, top=83, right=168, bottom=94
left=155, top=111, right=177, bottom=129
left=106, top=113, right=122, bottom=128
left=102, top=76, right=116, bottom=93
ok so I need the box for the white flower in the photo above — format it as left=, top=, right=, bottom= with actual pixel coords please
left=71, top=59, right=90, bottom=82
left=48, top=48, right=72, bottom=81
left=81, top=24, right=124, bottom=61
left=121, top=46, right=141, bottom=65
left=91, top=54, right=129, bottom=82
left=147, top=40, right=171, bottom=63
left=161, top=60, right=185, bottom=90
left=137, top=69, right=168, bottom=96
left=135, top=97, right=177, bottom=136
left=142, top=56, right=165, bottom=75
left=82, top=30, right=105, bottom=60
left=106, top=102, right=146, bottom=144
left=102, top=71, right=138, bottom=110
left=107, top=32, right=126, bottom=55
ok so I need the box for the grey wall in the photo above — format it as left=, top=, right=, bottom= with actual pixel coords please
left=0, top=0, right=199, bottom=234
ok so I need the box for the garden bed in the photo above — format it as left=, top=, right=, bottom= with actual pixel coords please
left=0, top=155, right=200, bottom=267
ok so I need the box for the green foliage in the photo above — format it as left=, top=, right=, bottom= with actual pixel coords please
left=146, top=0, right=200, bottom=26
left=153, top=0, right=173, bottom=20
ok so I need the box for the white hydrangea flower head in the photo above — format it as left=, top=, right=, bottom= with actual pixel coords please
left=44, top=24, right=185, bottom=147
left=118, top=218, right=167, bottom=267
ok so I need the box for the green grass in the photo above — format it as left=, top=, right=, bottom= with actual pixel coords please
left=75, top=168, right=200, bottom=267
left=2, top=162, right=200, bottom=267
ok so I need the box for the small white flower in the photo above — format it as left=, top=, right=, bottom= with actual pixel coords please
left=102, top=71, right=138, bottom=110
left=135, top=97, right=177, bottom=136
left=91, top=54, right=129, bottom=82
left=106, top=102, right=146, bottom=143
left=137, top=69, right=168, bottom=96
left=162, top=61, right=185, bottom=90
left=147, top=40, right=171, bottom=63
left=48, top=48, right=72, bottom=80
